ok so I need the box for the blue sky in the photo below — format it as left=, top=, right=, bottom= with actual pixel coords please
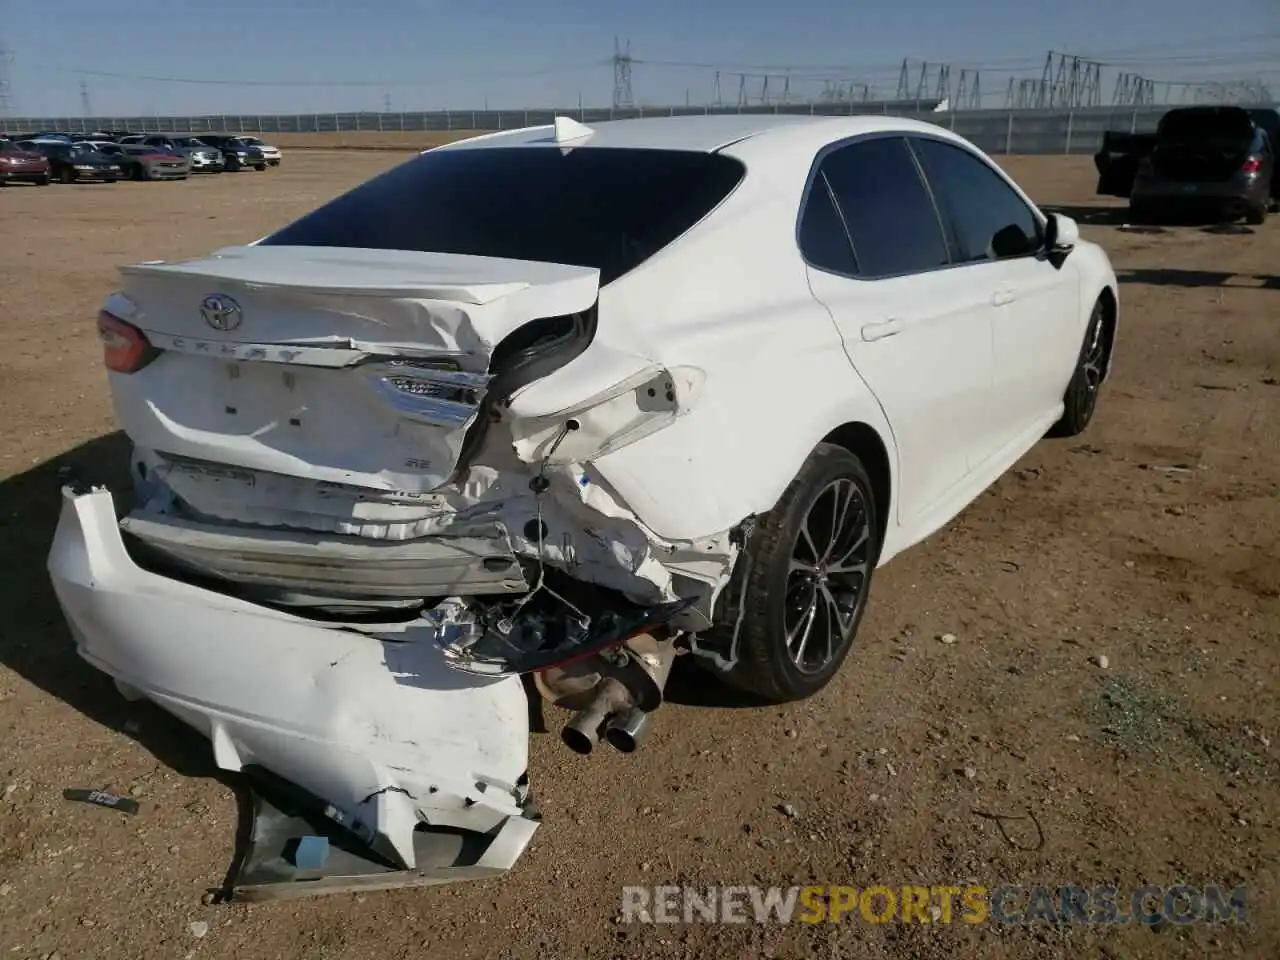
left=4, top=0, right=1277, bottom=117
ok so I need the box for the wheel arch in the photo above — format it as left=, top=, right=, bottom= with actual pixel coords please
left=819, top=422, right=893, bottom=551
left=1095, top=283, right=1119, bottom=382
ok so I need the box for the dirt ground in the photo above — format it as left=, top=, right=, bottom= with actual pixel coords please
left=0, top=150, right=1277, bottom=960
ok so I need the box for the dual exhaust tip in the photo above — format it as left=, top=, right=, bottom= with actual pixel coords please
left=562, top=705, right=651, bottom=755
left=548, top=632, right=677, bottom=756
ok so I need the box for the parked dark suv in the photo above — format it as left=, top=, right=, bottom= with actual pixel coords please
left=196, top=134, right=267, bottom=172
left=1095, top=105, right=1277, bottom=224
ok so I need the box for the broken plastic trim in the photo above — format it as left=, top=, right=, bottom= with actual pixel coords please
left=450, top=304, right=599, bottom=482
left=685, top=514, right=758, bottom=673
left=433, top=578, right=695, bottom=677
left=226, top=764, right=541, bottom=902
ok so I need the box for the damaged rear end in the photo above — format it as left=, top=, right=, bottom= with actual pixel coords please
left=48, top=136, right=749, bottom=895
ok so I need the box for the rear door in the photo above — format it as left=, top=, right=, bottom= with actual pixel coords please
left=908, top=135, right=1080, bottom=454
left=1094, top=131, right=1159, bottom=198
left=801, top=134, right=997, bottom=526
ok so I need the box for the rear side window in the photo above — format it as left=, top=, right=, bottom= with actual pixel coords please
left=261, top=146, right=746, bottom=285
left=798, top=175, right=858, bottom=275
left=819, top=137, right=950, bottom=278
left=911, top=137, right=1043, bottom=262
left=1158, top=108, right=1253, bottom=146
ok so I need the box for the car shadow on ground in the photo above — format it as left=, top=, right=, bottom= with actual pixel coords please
left=0, top=431, right=234, bottom=781
left=662, top=657, right=772, bottom=709
left=1040, top=203, right=1134, bottom=226
left=1041, top=203, right=1268, bottom=235
left=1116, top=268, right=1280, bottom=290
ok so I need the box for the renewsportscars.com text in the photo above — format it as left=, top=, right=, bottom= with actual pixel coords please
left=620, top=883, right=1247, bottom=926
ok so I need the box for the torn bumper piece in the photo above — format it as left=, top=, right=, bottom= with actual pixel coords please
left=47, top=485, right=539, bottom=893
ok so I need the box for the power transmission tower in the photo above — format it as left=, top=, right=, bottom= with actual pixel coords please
left=1005, top=77, right=1042, bottom=109
left=1112, top=72, right=1155, bottom=106
left=955, top=69, right=981, bottom=110
left=895, top=59, right=955, bottom=104
left=1037, top=51, right=1103, bottom=108
left=80, top=80, right=92, bottom=119
left=612, top=37, right=634, bottom=109
left=0, top=41, right=12, bottom=116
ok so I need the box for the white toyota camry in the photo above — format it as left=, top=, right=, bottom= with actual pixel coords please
left=48, top=113, right=1118, bottom=896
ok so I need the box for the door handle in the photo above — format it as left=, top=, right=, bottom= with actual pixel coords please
left=860, top=318, right=904, bottom=342
left=992, top=286, right=1016, bottom=306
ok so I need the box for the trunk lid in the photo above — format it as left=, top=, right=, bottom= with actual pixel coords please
left=1152, top=106, right=1256, bottom=183
left=109, top=245, right=600, bottom=493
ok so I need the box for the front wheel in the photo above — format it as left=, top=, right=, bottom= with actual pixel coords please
left=716, top=444, right=879, bottom=703
left=1047, top=298, right=1108, bottom=438
left=58, top=167, right=74, bottom=184
left=35, top=176, right=50, bottom=186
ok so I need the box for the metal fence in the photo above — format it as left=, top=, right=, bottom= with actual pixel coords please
left=1, top=103, right=1174, bottom=155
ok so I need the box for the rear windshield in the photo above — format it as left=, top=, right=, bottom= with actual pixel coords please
left=261, top=145, right=746, bottom=285
left=1158, top=108, right=1253, bottom=145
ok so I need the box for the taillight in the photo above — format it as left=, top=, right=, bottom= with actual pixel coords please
left=1241, top=157, right=1261, bottom=174
left=97, top=310, right=159, bottom=373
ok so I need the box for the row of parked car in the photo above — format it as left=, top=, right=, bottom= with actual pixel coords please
left=0, top=129, right=283, bottom=185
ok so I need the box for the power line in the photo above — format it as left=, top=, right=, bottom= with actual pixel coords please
left=632, top=33, right=1280, bottom=77
left=19, top=60, right=600, bottom=88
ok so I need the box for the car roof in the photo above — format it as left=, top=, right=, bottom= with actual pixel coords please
left=433, top=113, right=956, bottom=155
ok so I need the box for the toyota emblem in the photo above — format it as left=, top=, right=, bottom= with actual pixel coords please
left=200, top=294, right=242, bottom=332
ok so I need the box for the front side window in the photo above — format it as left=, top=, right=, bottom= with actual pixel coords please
left=262, top=146, right=746, bottom=286
left=818, top=136, right=950, bottom=278
left=911, top=137, right=1043, bottom=262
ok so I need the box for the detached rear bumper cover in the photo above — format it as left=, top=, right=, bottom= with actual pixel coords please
left=47, top=485, right=538, bottom=879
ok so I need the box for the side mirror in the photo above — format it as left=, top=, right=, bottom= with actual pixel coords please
left=1045, top=212, right=1079, bottom=253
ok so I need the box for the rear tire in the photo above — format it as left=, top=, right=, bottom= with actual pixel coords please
left=1245, top=204, right=1266, bottom=226
left=1126, top=199, right=1149, bottom=223
left=58, top=167, right=74, bottom=184
left=35, top=176, right=49, bottom=186
left=1047, top=297, right=1109, bottom=438
left=132, top=164, right=147, bottom=182
left=715, top=444, right=879, bottom=703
